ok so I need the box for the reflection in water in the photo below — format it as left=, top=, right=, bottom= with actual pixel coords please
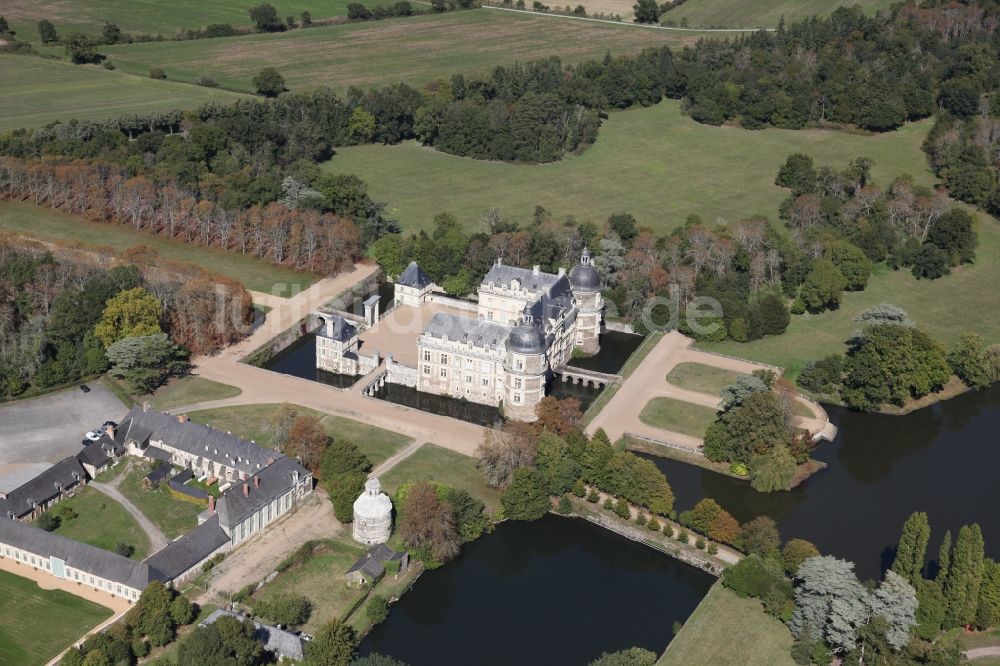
left=372, top=383, right=503, bottom=428
left=568, top=331, right=645, bottom=374
left=360, top=515, right=714, bottom=666
left=649, top=384, right=1000, bottom=580
left=263, top=332, right=357, bottom=388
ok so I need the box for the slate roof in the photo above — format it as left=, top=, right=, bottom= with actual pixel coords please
left=483, top=263, right=571, bottom=297
left=346, top=543, right=406, bottom=580
left=317, top=314, right=357, bottom=343
left=119, top=407, right=276, bottom=475
left=144, top=515, right=229, bottom=581
left=0, top=518, right=161, bottom=589
left=0, top=457, right=86, bottom=519
left=76, top=442, right=112, bottom=471
left=423, top=312, right=511, bottom=349
left=396, top=261, right=434, bottom=289
left=169, top=480, right=208, bottom=501
left=200, top=609, right=306, bottom=661
left=144, top=462, right=173, bottom=486
left=215, top=457, right=309, bottom=531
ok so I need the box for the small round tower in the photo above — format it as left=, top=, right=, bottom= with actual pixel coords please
left=503, top=307, right=548, bottom=422
left=568, top=247, right=603, bottom=354
left=352, top=477, right=393, bottom=545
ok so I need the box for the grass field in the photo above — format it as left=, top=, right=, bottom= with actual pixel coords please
left=660, top=0, right=895, bottom=28
left=665, top=363, right=746, bottom=396
left=50, top=486, right=151, bottom=559
left=660, top=582, right=795, bottom=666
left=1, top=0, right=367, bottom=37
left=186, top=403, right=412, bottom=467
left=0, top=569, right=113, bottom=666
left=379, top=443, right=502, bottom=510
left=703, top=215, right=1000, bottom=378
left=102, top=11, right=705, bottom=94
left=0, top=201, right=316, bottom=294
left=117, top=462, right=205, bottom=539
left=0, top=55, right=248, bottom=132
left=147, top=376, right=242, bottom=412
left=638, top=397, right=718, bottom=437
left=327, top=100, right=934, bottom=234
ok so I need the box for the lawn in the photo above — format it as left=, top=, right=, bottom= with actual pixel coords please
left=0, top=201, right=316, bottom=294
left=102, top=11, right=705, bottom=94
left=117, top=462, right=205, bottom=539
left=326, top=100, right=934, bottom=234
left=703, top=216, right=1000, bottom=379
left=186, top=403, right=412, bottom=467
left=0, top=55, right=248, bottom=132
left=665, top=363, right=746, bottom=396
left=49, top=486, right=151, bottom=559
left=0, top=569, right=113, bottom=666
left=660, top=582, right=795, bottom=666
left=251, top=538, right=367, bottom=634
left=661, top=0, right=895, bottom=28
left=638, top=397, right=718, bottom=438
left=1, top=0, right=372, bottom=37
left=147, top=376, right=242, bottom=412
left=379, top=443, right=502, bottom=510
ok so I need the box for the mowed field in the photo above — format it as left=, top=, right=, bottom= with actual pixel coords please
left=0, top=55, right=248, bottom=132
left=661, top=0, right=896, bottom=28
left=0, top=569, right=113, bottom=666
left=1, top=0, right=364, bottom=37
left=327, top=100, right=934, bottom=234
left=102, top=10, right=709, bottom=93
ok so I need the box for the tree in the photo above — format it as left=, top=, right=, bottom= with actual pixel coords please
left=170, top=595, right=195, bottom=626
left=306, top=619, right=357, bottom=666
left=949, top=333, right=994, bottom=390
left=679, top=499, right=722, bottom=535
left=271, top=403, right=298, bottom=451
left=535, top=431, right=578, bottom=494
left=248, top=3, right=283, bottom=31
left=254, top=592, right=312, bottom=626
left=64, top=32, right=100, bottom=64
left=927, top=208, right=977, bottom=265
left=301, top=11, right=313, bottom=26
left=783, top=539, right=820, bottom=575
left=366, top=595, right=389, bottom=624
left=101, top=23, right=122, bottom=44
left=911, top=243, right=951, bottom=279
left=799, top=259, right=847, bottom=313
left=535, top=396, right=582, bottom=436
left=790, top=556, right=870, bottom=653
left=740, top=516, right=780, bottom=559
left=253, top=67, right=286, bottom=97
left=0, top=16, right=10, bottom=36
left=719, top=375, right=769, bottom=410
left=286, top=415, right=329, bottom=472
left=94, top=287, right=162, bottom=347
left=775, top=154, right=817, bottom=196
left=38, top=20, right=59, bottom=44
left=758, top=293, right=790, bottom=336
left=36, top=512, right=60, bottom=531
left=870, top=570, right=919, bottom=649
left=825, top=241, right=871, bottom=291
left=476, top=425, right=536, bottom=488
left=588, top=647, right=657, bottom=666
left=943, top=523, right=985, bottom=628
left=105, top=333, right=189, bottom=394
left=976, top=559, right=1000, bottom=629
left=632, top=0, right=661, bottom=23
left=348, top=107, right=376, bottom=143
left=501, top=467, right=551, bottom=521
left=891, top=511, right=930, bottom=585
left=749, top=444, right=796, bottom=492
left=704, top=391, right=789, bottom=465
left=398, top=482, right=460, bottom=564
left=915, top=579, right=947, bottom=640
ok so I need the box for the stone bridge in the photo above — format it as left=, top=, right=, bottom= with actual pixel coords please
left=556, top=366, right=622, bottom=389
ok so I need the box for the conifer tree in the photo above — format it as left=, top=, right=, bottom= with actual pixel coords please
left=943, top=524, right=985, bottom=627
left=937, top=530, right=952, bottom=583
left=891, top=511, right=931, bottom=584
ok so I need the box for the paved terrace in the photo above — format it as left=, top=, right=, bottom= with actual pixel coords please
left=357, top=301, right=475, bottom=368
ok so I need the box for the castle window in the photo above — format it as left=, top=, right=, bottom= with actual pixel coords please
left=440, top=354, right=448, bottom=365
left=515, top=378, right=522, bottom=389
left=466, top=375, right=472, bottom=384
left=514, top=393, right=521, bottom=403
left=440, top=368, right=448, bottom=378
left=482, top=378, right=489, bottom=386
left=423, top=351, right=431, bottom=362
left=517, top=361, right=523, bottom=370
left=423, top=365, right=431, bottom=375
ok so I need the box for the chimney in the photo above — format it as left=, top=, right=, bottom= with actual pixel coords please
left=558, top=267, right=565, bottom=277
left=243, top=483, right=249, bottom=497
left=104, top=424, right=115, bottom=438
left=208, top=494, right=216, bottom=515
left=177, top=414, right=188, bottom=423
left=254, top=476, right=260, bottom=489
left=532, top=265, right=540, bottom=275
left=241, top=472, right=248, bottom=481
left=267, top=457, right=275, bottom=466
left=142, top=402, right=151, bottom=412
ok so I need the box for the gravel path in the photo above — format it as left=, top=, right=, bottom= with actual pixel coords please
left=89, top=480, right=169, bottom=554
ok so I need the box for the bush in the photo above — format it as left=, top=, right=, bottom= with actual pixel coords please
left=557, top=495, right=573, bottom=514
left=149, top=66, right=166, bottom=79
left=707, top=542, right=719, bottom=555
left=36, top=512, right=61, bottom=531
left=729, top=462, right=749, bottom=477
left=603, top=498, right=614, bottom=510
left=695, top=536, right=706, bottom=550
left=635, top=514, right=647, bottom=527
left=722, top=554, right=794, bottom=618
left=614, top=498, right=631, bottom=520
left=233, top=583, right=256, bottom=604
left=662, top=523, right=674, bottom=538
left=572, top=478, right=586, bottom=497
left=366, top=595, right=389, bottom=624
left=586, top=488, right=600, bottom=503
left=197, top=75, right=218, bottom=87
left=647, top=517, right=661, bottom=531
left=115, top=542, right=135, bottom=558
left=677, top=529, right=689, bottom=544
left=254, top=592, right=312, bottom=626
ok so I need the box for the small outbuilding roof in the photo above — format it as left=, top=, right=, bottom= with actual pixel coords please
left=396, top=261, right=434, bottom=289
left=346, top=543, right=406, bottom=580
left=200, top=609, right=307, bottom=661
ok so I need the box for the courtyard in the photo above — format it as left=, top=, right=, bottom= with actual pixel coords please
left=355, top=300, right=476, bottom=368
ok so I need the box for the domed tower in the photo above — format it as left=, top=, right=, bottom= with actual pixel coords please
left=503, top=308, right=548, bottom=422
left=352, top=477, right=392, bottom=545
left=569, top=247, right=603, bottom=354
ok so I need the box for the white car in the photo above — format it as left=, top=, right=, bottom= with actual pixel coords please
left=84, top=431, right=102, bottom=442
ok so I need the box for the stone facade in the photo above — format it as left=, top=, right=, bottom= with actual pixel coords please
left=352, top=478, right=392, bottom=546
left=315, top=314, right=378, bottom=376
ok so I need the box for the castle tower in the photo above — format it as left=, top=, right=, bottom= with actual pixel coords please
left=568, top=247, right=603, bottom=354
left=502, top=307, right=548, bottom=421
left=352, top=477, right=393, bottom=545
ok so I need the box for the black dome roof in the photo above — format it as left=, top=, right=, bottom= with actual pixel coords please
left=506, top=325, right=546, bottom=354
left=569, top=263, right=600, bottom=291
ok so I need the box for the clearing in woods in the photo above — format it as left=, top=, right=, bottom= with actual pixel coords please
left=660, top=0, right=896, bottom=28
left=101, top=10, right=708, bottom=93
left=325, top=100, right=934, bottom=234
left=0, top=54, right=248, bottom=132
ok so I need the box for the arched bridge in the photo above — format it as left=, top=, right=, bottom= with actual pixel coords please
left=555, top=366, right=622, bottom=389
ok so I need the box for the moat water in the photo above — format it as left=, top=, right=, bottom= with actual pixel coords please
left=359, top=515, right=714, bottom=665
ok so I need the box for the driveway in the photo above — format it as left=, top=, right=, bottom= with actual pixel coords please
left=0, top=383, right=127, bottom=465
left=90, top=480, right=169, bottom=554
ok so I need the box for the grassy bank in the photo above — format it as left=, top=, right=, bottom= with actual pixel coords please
left=147, top=376, right=242, bottom=412
left=660, top=0, right=894, bottom=28
left=379, top=443, right=501, bottom=510
left=325, top=100, right=933, bottom=234
left=0, top=201, right=315, bottom=294
left=0, top=55, right=248, bottom=132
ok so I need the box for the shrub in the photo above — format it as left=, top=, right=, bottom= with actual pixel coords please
left=586, top=488, right=600, bottom=503
left=36, top=512, right=61, bottom=531
left=677, top=529, right=689, bottom=544
left=647, top=517, right=661, bottom=531
left=149, top=66, right=166, bottom=79
left=662, top=523, right=674, bottom=538
left=614, top=498, right=631, bottom=520
left=366, top=595, right=389, bottom=624
left=603, top=498, right=614, bottom=510
left=233, top=583, right=255, bottom=604
left=635, top=513, right=647, bottom=527
left=197, top=75, right=218, bottom=87
left=254, top=592, right=312, bottom=626
left=102, top=60, right=116, bottom=70
left=722, top=554, right=794, bottom=618
left=695, top=536, right=706, bottom=550
left=572, top=478, right=586, bottom=497
left=707, top=542, right=719, bottom=555
left=115, top=542, right=135, bottom=558
left=557, top=495, right=573, bottom=514
left=729, top=462, right=749, bottom=477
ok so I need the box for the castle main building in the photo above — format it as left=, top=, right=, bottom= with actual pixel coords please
left=316, top=250, right=603, bottom=421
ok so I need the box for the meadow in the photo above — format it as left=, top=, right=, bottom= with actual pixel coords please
left=51, top=486, right=152, bottom=559
left=102, top=10, right=706, bottom=93
left=0, top=569, right=112, bottom=666
left=0, top=55, right=248, bottom=132
left=327, top=100, right=934, bottom=234
left=660, top=0, right=895, bottom=28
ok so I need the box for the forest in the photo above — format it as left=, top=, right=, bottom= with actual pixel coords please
left=0, top=236, right=252, bottom=400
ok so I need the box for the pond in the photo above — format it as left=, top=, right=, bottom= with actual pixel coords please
left=360, top=515, right=714, bottom=665
left=263, top=332, right=358, bottom=389
left=649, top=383, right=1000, bottom=581
left=568, top=331, right=645, bottom=374
left=371, top=382, right=504, bottom=428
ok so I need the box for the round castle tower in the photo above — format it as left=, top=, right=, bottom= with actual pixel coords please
left=352, top=477, right=393, bottom=545
left=503, top=307, right=548, bottom=422
left=568, top=247, right=603, bottom=355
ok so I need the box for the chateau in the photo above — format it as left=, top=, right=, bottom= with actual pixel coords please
left=317, top=250, right=603, bottom=421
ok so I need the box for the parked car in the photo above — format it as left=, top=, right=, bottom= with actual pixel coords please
left=79, top=384, right=91, bottom=393
left=84, top=431, right=102, bottom=442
